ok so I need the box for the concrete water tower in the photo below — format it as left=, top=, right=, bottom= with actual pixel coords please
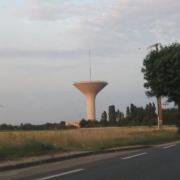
left=73, top=81, right=107, bottom=120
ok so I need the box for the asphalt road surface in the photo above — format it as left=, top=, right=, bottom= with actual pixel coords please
left=14, top=143, right=180, bottom=180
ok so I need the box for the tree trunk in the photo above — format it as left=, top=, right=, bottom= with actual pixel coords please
left=157, top=96, right=163, bottom=129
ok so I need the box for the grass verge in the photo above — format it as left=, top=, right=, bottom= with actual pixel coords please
left=0, top=126, right=179, bottom=160
left=95, top=130, right=180, bottom=150
left=0, top=138, right=59, bottom=160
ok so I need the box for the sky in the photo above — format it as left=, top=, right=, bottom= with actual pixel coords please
left=0, top=0, right=179, bottom=124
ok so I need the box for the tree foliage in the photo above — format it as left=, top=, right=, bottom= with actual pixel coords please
left=80, top=103, right=158, bottom=127
left=100, top=111, right=108, bottom=125
left=0, top=121, right=75, bottom=131
left=142, top=43, right=180, bottom=107
left=108, top=105, right=116, bottom=124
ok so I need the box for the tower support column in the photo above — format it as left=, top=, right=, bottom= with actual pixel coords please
left=86, top=94, right=96, bottom=120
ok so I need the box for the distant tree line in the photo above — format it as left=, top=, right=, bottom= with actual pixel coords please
left=0, top=121, right=76, bottom=131
left=80, top=103, right=180, bottom=128
left=163, top=108, right=180, bottom=125
left=0, top=103, right=179, bottom=130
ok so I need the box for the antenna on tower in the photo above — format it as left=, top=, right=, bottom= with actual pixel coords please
left=89, top=49, right=92, bottom=80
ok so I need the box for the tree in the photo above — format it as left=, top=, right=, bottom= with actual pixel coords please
left=80, top=119, right=88, bottom=128
left=116, top=109, right=124, bottom=121
left=145, top=103, right=156, bottom=120
left=142, top=42, right=180, bottom=127
left=130, top=104, right=136, bottom=119
left=108, top=105, right=116, bottom=125
left=163, top=108, right=179, bottom=125
left=60, top=121, right=66, bottom=128
left=126, top=106, right=130, bottom=118
left=100, top=111, right=108, bottom=126
left=157, top=43, right=180, bottom=108
left=142, top=44, right=164, bottom=127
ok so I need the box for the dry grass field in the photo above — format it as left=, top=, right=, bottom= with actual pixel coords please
left=0, top=126, right=179, bottom=160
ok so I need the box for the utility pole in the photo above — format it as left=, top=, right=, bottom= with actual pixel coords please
left=148, top=43, right=163, bottom=129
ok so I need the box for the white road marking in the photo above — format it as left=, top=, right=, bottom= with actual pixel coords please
left=36, top=168, right=84, bottom=180
left=122, top=152, right=147, bottom=160
left=163, top=144, right=176, bottom=149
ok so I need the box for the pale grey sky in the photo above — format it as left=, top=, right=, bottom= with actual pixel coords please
left=0, top=0, right=179, bottom=124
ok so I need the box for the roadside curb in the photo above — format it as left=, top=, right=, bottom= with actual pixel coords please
left=0, top=145, right=151, bottom=172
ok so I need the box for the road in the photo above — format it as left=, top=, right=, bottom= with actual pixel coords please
left=1, top=143, right=180, bottom=180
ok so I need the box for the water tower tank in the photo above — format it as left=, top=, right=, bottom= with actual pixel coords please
left=73, top=80, right=108, bottom=120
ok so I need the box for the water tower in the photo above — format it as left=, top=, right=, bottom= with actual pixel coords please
left=73, top=81, right=107, bottom=120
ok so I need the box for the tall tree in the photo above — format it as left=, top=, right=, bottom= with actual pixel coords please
left=142, top=42, right=180, bottom=127
left=142, top=43, right=180, bottom=106
left=126, top=106, right=130, bottom=117
left=100, top=111, right=108, bottom=125
left=157, top=43, right=180, bottom=108
left=142, top=43, right=163, bottom=127
left=108, top=105, right=116, bottom=124
left=116, top=109, right=124, bottom=121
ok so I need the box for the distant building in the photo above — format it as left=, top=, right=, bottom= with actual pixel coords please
left=65, top=120, right=80, bottom=128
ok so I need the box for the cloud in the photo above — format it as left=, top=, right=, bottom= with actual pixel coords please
left=8, top=0, right=179, bottom=59
left=148, top=13, right=180, bottom=43
left=0, top=48, right=88, bottom=59
left=17, top=0, right=100, bottom=21
left=0, top=47, right=122, bottom=59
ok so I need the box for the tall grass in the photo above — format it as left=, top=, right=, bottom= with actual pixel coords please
left=0, top=126, right=179, bottom=160
left=0, top=138, right=58, bottom=160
